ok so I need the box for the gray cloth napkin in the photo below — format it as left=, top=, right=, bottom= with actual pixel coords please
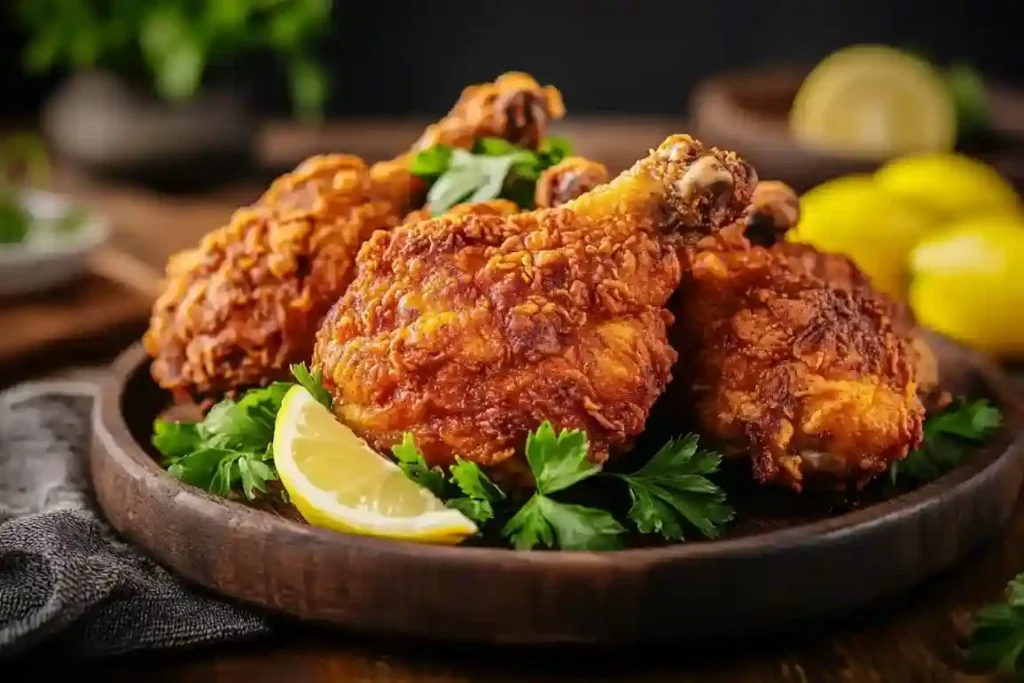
left=0, top=382, right=273, bottom=659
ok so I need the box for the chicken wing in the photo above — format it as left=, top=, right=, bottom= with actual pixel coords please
left=679, top=241, right=926, bottom=491
left=313, top=135, right=759, bottom=484
left=144, top=73, right=565, bottom=404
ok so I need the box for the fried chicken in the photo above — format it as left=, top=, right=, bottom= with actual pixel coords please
left=144, top=73, right=565, bottom=404
left=313, top=134, right=759, bottom=484
left=534, top=157, right=610, bottom=208
left=679, top=241, right=926, bottom=491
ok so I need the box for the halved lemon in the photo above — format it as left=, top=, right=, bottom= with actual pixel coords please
left=273, top=386, right=477, bottom=544
left=790, top=45, right=956, bottom=157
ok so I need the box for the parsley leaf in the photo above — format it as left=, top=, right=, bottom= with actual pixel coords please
left=290, top=362, right=332, bottom=410
left=392, top=433, right=448, bottom=499
left=503, top=495, right=624, bottom=551
left=408, top=144, right=452, bottom=177
left=614, top=434, right=733, bottom=541
left=501, top=421, right=623, bottom=551
left=392, top=437, right=504, bottom=524
left=538, top=136, right=572, bottom=166
left=408, top=137, right=574, bottom=216
left=448, top=455, right=506, bottom=523
left=154, top=381, right=292, bottom=501
left=890, top=398, right=1002, bottom=485
left=968, top=572, right=1024, bottom=676
left=526, top=421, right=598, bottom=494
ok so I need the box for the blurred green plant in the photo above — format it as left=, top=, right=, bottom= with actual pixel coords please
left=0, top=133, right=51, bottom=245
left=14, top=0, right=332, bottom=120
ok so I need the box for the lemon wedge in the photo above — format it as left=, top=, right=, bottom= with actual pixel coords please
left=790, top=45, right=956, bottom=157
left=273, top=386, right=477, bottom=544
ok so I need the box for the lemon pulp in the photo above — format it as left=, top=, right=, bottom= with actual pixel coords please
left=790, top=45, right=956, bottom=157
left=273, top=386, right=477, bottom=544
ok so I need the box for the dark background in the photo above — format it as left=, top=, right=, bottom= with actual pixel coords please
left=2, top=1, right=1023, bottom=119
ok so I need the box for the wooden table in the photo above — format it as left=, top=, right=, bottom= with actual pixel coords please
left=7, top=118, right=1024, bottom=681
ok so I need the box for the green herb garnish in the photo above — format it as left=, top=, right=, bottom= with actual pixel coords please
left=409, top=136, right=573, bottom=216
left=968, top=572, right=1024, bottom=676
left=613, top=435, right=734, bottom=541
left=502, top=422, right=625, bottom=551
left=392, top=421, right=731, bottom=551
left=889, top=398, right=1002, bottom=485
left=392, top=432, right=448, bottom=499
left=153, top=362, right=326, bottom=501
left=392, top=435, right=504, bottom=525
left=290, top=361, right=332, bottom=410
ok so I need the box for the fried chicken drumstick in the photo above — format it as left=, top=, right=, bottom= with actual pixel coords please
left=313, top=135, right=759, bottom=484
left=680, top=240, right=927, bottom=491
left=144, top=73, right=565, bottom=404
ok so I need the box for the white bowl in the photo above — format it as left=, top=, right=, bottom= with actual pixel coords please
left=0, top=189, right=109, bottom=298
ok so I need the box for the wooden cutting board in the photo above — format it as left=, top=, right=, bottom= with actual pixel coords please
left=0, top=272, right=150, bottom=385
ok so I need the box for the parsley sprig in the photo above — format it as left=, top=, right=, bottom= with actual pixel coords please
left=392, top=433, right=506, bottom=525
left=968, top=572, right=1024, bottom=676
left=394, top=421, right=734, bottom=551
left=613, top=435, right=734, bottom=541
left=152, top=362, right=328, bottom=501
left=889, top=398, right=1002, bottom=485
left=409, top=136, right=572, bottom=216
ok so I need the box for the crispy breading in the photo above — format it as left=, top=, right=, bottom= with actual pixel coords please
left=314, top=135, right=758, bottom=484
left=400, top=199, right=521, bottom=225
left=679, top=242, right=925, bottom=490
left=144, top=73, right=565, bottom=404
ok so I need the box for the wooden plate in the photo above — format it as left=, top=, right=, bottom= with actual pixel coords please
left=92, top=338, right=1024, bottom=645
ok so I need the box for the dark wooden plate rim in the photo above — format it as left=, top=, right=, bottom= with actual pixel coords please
left=96, top=342, right=1024, bottom=567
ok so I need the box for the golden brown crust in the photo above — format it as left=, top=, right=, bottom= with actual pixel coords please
left=400, top=199, right=521, bottom=225
left=535, top=157, right=610, bottom=208
left=145, top=73, right=565, bottom=403
left=679, top=242, right=925, bottom=491
left=314, top=134, right=758, bottom=483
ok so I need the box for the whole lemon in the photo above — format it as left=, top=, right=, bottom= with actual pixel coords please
left=875, top=153, right=1022, bottom=220
left=909, top=215, right=1024, bottom=358
left=788, top=174, right=937, bottom=299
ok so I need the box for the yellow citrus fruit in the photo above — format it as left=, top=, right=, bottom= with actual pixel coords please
left=273, top=386, right=477, bottom=544
left=790, top=45, right=956, bottom=157
left=787, top=174, right=938, bottom=298
left=909, top=215, right=1024, bottom=358
left=875, top=152, right=1022, bottom=220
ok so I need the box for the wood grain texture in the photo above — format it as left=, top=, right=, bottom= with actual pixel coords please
left=90, top=336, right=1024, bottom=648
left=0, top=274, right=148, bottom=385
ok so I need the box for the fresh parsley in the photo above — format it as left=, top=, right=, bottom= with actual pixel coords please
left=502, top=422, right=626, bottom=551
left=392, top=433, right=448, bottom=499
left=290, top=361, right=332, bottom=410
left=889, top=398, right=1002, bottom=485
left=391, top=421, right=733, bottom=551
left=392, top=435, right=505, bottom=525
left=409, top=136, right=572, bottom=216
left=153, top=362, right=329, bottom=501
left=613, top=435, right=734, bottom=541
left=968, top=572, right=1024, bottom=676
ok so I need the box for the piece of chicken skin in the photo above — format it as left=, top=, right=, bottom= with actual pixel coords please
left=314, top=135, right=759, bottom=484
left=680, top=241, right=925, bottom=491
left=144, top=73, right=565, bottom=405
left=535, top=157, right=610, bottom=208
left=734, top=179, right=943, bottom=409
